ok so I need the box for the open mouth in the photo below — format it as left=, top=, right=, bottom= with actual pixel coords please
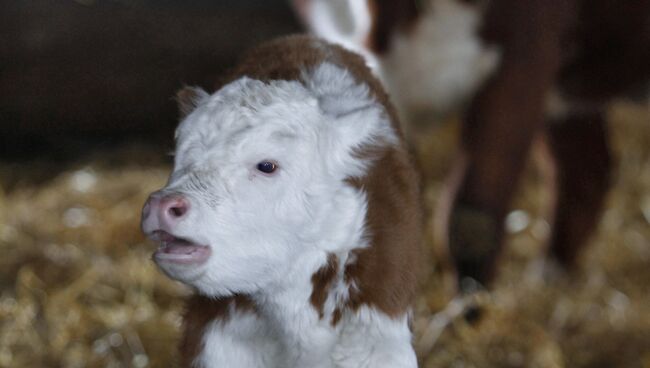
left=151, top=230, right=211, bottom=265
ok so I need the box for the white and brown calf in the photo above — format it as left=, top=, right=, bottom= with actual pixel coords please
left=141, top=35, right=422, bottom=368
left=294, top=0, right=650, bottom=289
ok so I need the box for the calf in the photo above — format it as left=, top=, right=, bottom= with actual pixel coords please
left=141, top=35, right=422, bottom=368
left=294, top=0, right=650, bottom=289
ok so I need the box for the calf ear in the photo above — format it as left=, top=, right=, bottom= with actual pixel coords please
left=176, top=86, right=209, bottom=118
left=304, top=62, right=394, bottom=135
left=303, top=62, right=397, bottom=176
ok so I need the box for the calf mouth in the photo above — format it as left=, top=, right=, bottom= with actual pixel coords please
left=149, top=230, right=211, bottom=265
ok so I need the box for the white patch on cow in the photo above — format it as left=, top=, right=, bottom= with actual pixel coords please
left=380, top=0, right=500, bottom=116
left=253, top=251, right=340, bottom=368
left=196, top=297, right=415, bottom=368
left=196, top=307, right=281, bottom=368
left=303, top=0, right=378, bottom=69
left=332, top=306, right=417, bottom=368
left=195, top=301, right=415, bottom=368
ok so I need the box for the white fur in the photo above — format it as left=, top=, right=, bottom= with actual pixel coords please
left=197, top=308, right=281, bottom=368
left=303, top=0, right=379, bottom=69
left=380, top=0, right=500, bottom=115
left=332, top=306, right=417, bottom=368
left=197, top=303, right=416, bottom=368
left=152, top=62, right=415, bottom=367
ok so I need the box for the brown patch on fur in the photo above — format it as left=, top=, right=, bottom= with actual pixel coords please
left=309, top=253, right=339, bottom=319
left=344, top=145, right=422, bottom=317
left=219, top=35, right=421, bottom=318
left=180, top=294, right=255, bottom=367
left=331, top=307, right=343, bottom=326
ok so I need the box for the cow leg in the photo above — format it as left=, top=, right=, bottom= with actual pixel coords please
left=446, top=0, right=575, bottom=291
left=449, top=86, right=548, bottom=290
left=546, top=112, right=612, bottom=268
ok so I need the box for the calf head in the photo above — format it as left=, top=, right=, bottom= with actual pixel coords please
left=141, top=63, right=396, bottom=297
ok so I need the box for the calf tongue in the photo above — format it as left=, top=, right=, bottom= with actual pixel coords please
left=155, top=243, right=210, bottom=264
left=163, top=243, right=201, bottom=254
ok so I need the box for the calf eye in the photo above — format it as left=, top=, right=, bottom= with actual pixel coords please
left=256, top=161, right=277, bottom=174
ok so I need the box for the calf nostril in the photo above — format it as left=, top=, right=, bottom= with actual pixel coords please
left=158, top=195, right=189, bottom=224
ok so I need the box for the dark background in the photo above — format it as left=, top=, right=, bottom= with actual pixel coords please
left=0, top=0, right=300, bottom=159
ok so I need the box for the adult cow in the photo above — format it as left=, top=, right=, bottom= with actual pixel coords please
left=293, top=0, right=650, bottom=291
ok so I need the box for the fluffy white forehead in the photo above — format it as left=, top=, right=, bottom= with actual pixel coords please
left=174, top=62, right=397, bottom=178
left=176, top=77, right=319, bottom=145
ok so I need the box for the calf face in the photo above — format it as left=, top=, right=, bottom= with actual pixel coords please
left=142, top=63, right=396, bottom=298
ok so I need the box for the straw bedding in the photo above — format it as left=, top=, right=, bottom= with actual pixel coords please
left=1, top=102, right=648, bottom=367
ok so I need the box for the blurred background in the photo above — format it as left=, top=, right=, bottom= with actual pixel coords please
left=1, top=1, right=649, bottom=367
